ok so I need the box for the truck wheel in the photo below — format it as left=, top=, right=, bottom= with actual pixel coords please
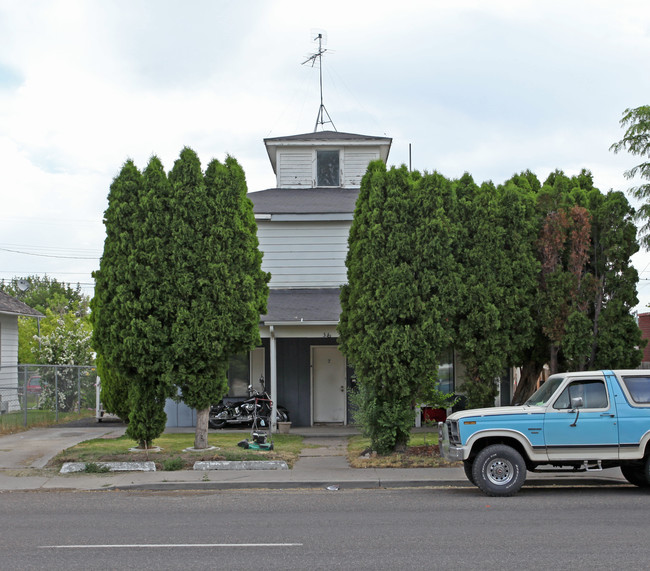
left=472, top=444, right=527, bottom=497
left=463, top=460, right=476, bottom=486
left=621, top=462, right=650, bottom=488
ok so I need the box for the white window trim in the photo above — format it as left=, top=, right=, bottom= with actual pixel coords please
left=313, top=148, right=343, bottom=188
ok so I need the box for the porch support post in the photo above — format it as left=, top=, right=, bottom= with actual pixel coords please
left=270, top=325, right=277, bottom=432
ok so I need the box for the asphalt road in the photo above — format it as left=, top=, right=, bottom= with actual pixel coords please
left=1, top=487, right=648, bottom=570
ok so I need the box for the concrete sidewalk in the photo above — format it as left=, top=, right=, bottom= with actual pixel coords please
left=0, top=423, right=629, bottom=492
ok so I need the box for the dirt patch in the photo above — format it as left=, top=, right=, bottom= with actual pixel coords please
left=348, top=443, right=461, bottom=469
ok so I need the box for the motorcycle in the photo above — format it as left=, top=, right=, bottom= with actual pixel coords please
left=208, top=383, right=290, bottom=429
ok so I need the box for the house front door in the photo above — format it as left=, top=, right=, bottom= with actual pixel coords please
left=312, top=346, right=346, bottom=424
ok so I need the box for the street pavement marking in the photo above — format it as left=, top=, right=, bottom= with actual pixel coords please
left=39, top=543, right=303, bottom=549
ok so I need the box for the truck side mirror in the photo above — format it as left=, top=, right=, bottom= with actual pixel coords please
left=569, top=396, right=583, bottom=427
left=570, top=396, right=584, bottom=410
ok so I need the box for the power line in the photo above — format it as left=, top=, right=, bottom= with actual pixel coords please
left=0, top=246, right=99, bottom=260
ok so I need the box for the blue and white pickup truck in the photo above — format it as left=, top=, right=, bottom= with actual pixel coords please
left=439, top=370, right=650, bottom=496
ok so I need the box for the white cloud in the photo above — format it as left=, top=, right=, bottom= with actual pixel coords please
left=1, top=0, right=650, bottom=305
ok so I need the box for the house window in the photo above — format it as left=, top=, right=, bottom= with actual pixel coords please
left=227, top=353, right=250, bottom=397
left=227, top=347, right=265, bottom=397
left=317, top=150, right=340, bottom=186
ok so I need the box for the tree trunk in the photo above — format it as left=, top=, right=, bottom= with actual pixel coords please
left=589, top=275, right=605, bottom=367
left=194, top=407, right=210, bottom=450
left=511, top=361, right=542, bottom=405
left=549, top=345, right=559, bottom=375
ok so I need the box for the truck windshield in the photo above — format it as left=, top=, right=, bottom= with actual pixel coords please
left=525, top=376, right=564, bottom=407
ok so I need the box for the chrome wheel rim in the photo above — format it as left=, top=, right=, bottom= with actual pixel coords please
left=486, top=458, right=514, bottom=485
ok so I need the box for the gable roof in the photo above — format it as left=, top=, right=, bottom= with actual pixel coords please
left=0, top=291, right=43, bottom=318
left=261, top=288, right=341, bottom=324
left=249, top=187, right=359, bottom=216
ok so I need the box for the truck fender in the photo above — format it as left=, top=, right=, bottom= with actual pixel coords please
left=465, top=429, right=546, bottom=462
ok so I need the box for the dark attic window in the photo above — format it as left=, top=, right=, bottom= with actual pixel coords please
left=317, top=150, right=340, bottom=186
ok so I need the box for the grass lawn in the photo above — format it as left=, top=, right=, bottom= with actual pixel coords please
left=42, top=426, right=459, bottom=472
left=347, top=431, right=461, bottom=468
left=49, top=432, right=304, bottom=471
left=0, top=409, right=96, bottom=436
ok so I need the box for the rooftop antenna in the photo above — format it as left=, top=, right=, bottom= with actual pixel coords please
left=302, top=31, right=337, bottom=132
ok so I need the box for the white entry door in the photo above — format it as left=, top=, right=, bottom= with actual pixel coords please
left=312, top=346, right=346, bottom=424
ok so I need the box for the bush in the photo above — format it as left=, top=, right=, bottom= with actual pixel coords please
left=161, top=457, right=185, bottom=471
left=83, top=462, right=110, bottom=473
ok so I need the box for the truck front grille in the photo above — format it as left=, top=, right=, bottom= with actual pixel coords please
left=447, top=419, right=460, bottom=446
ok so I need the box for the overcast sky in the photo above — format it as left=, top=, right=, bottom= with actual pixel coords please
left=2, top=0, right=650, bottom=311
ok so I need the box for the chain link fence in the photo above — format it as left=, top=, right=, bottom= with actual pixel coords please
left=0, top=364, right=97, bottom=430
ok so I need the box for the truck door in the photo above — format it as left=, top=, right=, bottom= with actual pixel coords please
left=544, top=377, right=619, bottom=461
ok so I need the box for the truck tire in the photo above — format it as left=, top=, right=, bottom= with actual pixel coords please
left=621, top=461, right=650, bottom=488
left=472, top=444, right=527, bottom=497
left=463, top=460, right=476, bottom=486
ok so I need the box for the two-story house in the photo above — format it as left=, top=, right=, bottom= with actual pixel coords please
left=164, top=129, right=393, bottom=428
left=248, top=130, right=392, bottom=427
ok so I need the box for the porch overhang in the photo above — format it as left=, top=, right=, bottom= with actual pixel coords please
left=260, top=288, right=342, bottom=325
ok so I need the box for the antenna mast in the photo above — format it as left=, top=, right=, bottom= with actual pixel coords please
left=302, top=33, right=336, bottom=132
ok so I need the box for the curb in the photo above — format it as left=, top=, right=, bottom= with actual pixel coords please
left=60, top=462, right=157, bottom=473
left=107, top=476, right=630, bottom=493
left=193, top=461, right=288, bottom=471
left=109, top=480, right=468, bottom=492
left=59, top=460, right=289, bottom=474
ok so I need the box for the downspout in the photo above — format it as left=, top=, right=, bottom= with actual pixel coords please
left=270, top=325, right=277, bottom=432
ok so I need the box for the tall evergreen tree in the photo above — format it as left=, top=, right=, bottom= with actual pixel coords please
left=587, top=189, right=644, bottom=368
left=92, top=158, right=175, bottom=447
left=339, top=163, right=456, bottom=453
left=454, top=177, right=540, bottom=407
left=166, top=150, right=269, bottom=449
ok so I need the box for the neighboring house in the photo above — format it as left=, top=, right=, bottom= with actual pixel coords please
left=0, top=291, right=43, bottom=412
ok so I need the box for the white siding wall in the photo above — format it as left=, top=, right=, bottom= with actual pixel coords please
left=278, top=150, right=313, bottom=188
left=0, top=314, right=19, bottom=412
left=343, top=151, right=379, bottom=187
left=276, top=146, right=382, bottom=189
left=257, top=221, right=350, bottom=287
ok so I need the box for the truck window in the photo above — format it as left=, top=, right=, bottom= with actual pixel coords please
left=621, top=376, right=650, bottom=404
left=525, top=376, right=564, bottom=406
left=553, top=380, right=608, bottom=409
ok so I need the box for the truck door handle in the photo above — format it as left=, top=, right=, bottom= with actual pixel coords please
left=600, top=413, right=615, bottom=418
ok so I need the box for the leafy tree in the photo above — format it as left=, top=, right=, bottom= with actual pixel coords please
left=610, top=106, right=650, bottom=248
left=513, top=171, right=644, bottom=403
left=0, top=275, right=88, bottom=316
left=32, top=309, right=93, bottom=411
left=92, top=159, right=174, bottom=447
left=165, top=150, right=269, bottom=450
left=538, top=204, right=593, bottom=373
left=0, top=276, right=91, bottom=364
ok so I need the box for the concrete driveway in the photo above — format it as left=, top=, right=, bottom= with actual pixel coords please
left=0, top=421, right=126, bottom=469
